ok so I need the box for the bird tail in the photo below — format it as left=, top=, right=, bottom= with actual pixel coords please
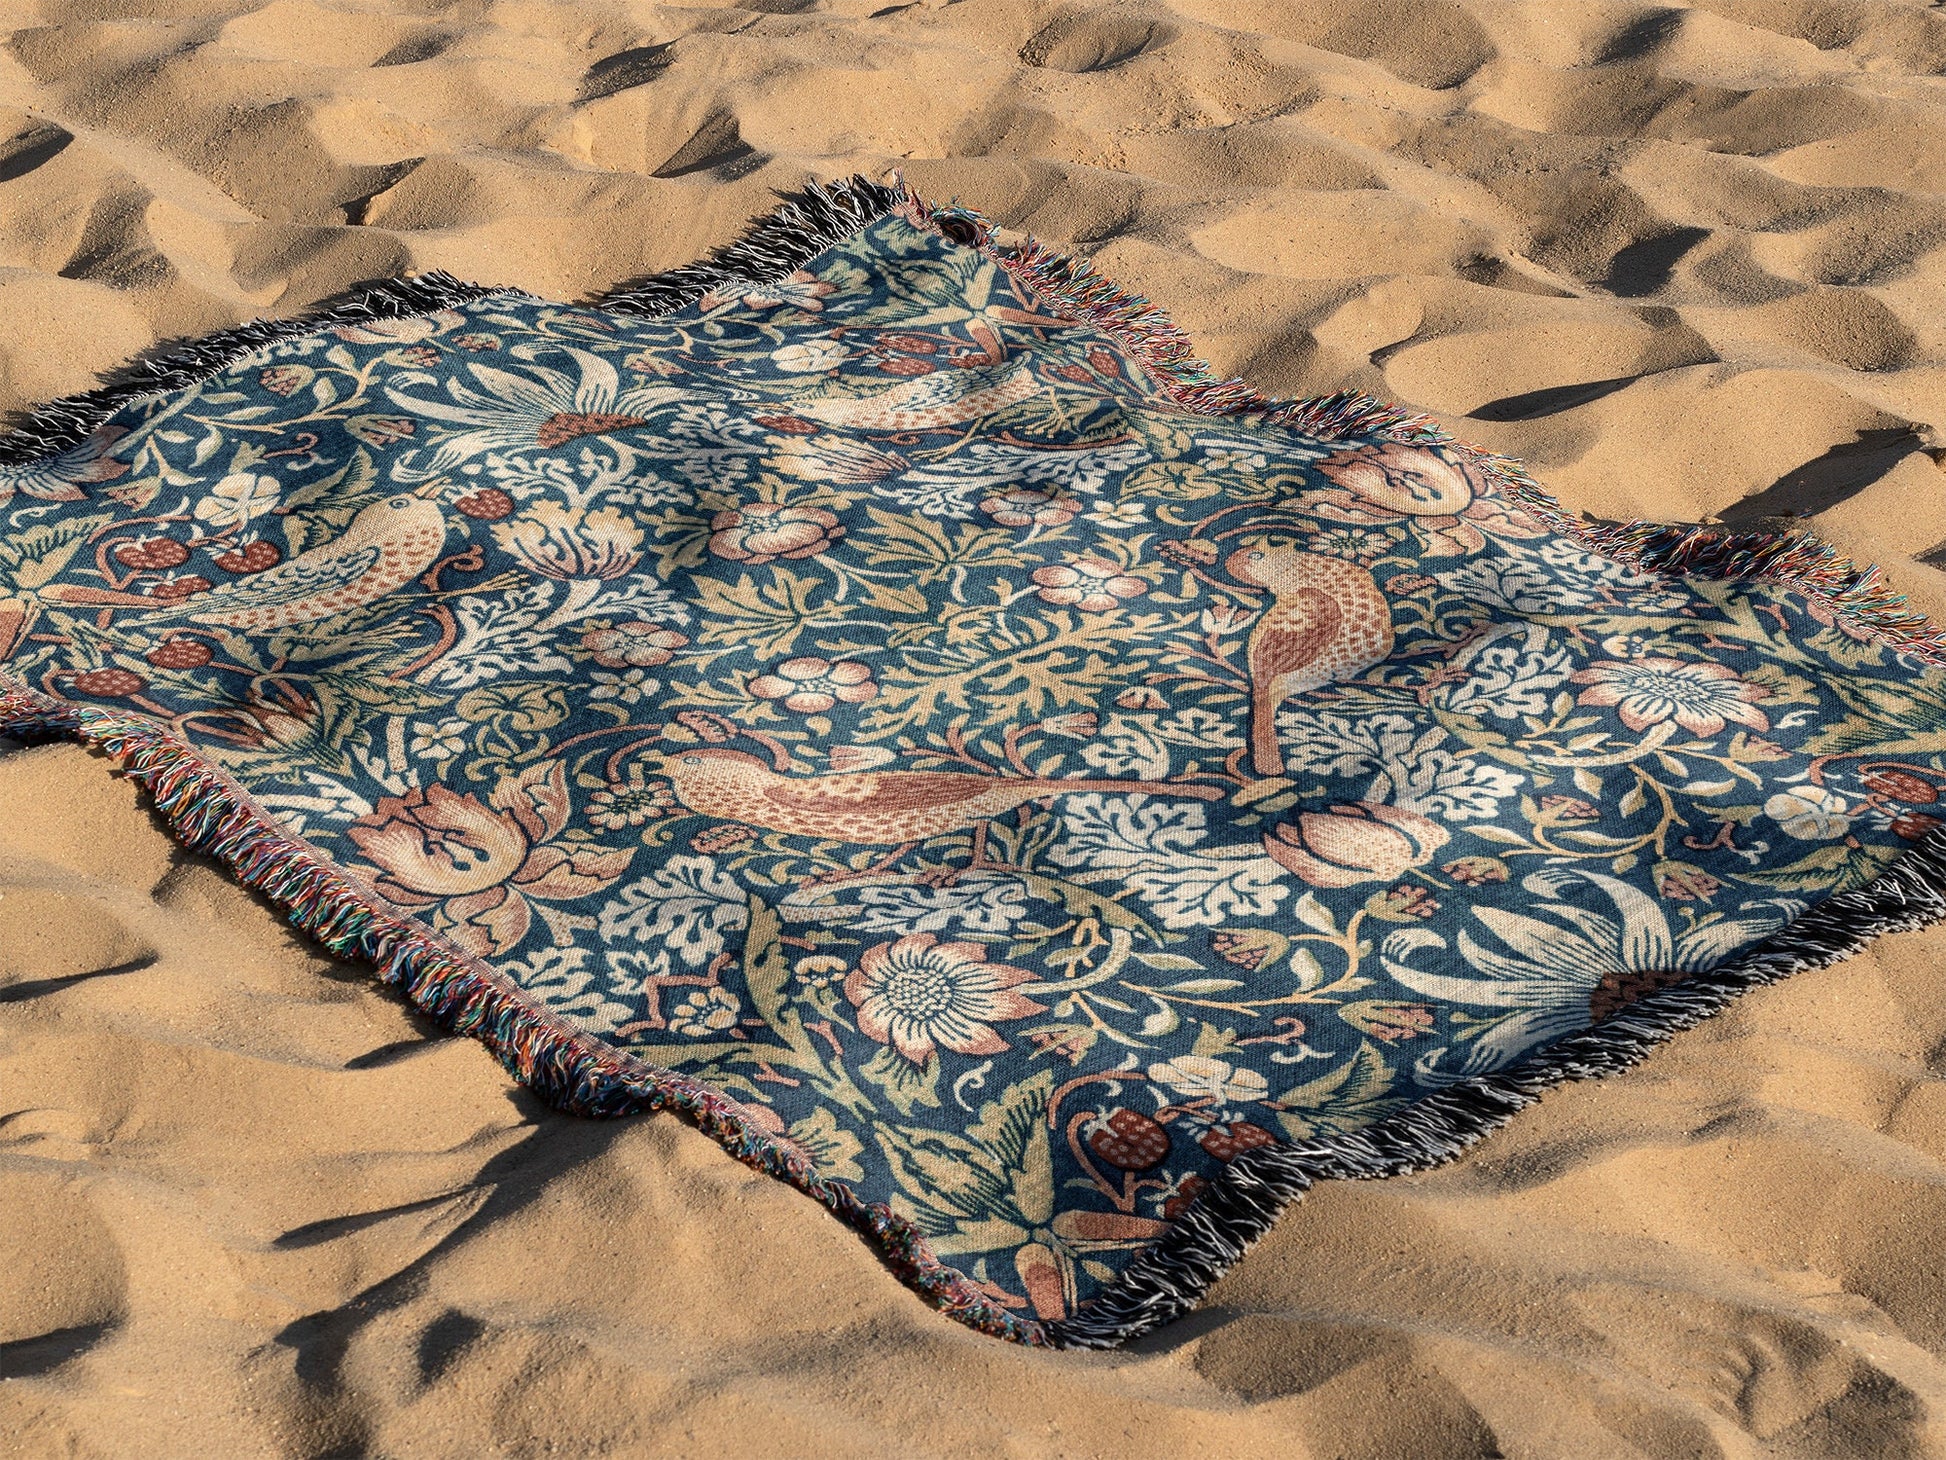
left=41, top=584, right=169, bottom=610
left=1250, top=687, right=1285, bottom=778
left=1058, top=778, right=1227, bottom=802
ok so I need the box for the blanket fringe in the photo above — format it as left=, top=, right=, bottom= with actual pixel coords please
left=4, top=172, right=1946, bottom=1350
left=0, top=682, right=1045, bottom=1345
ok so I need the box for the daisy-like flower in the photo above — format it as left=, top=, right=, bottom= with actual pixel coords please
left=748, top=656, right=878, bottom=714
left=1031, top=556, right=1146, bottom=611
left=582, top=621, right=688, bottom=669
left=587, top=765, right=679, bottom=831
left=408, top=718, right=469, bottom=760
left=385, top=345, right=687, bottom=466
left=1571, top=657, right=1771, bottom=736
left=844, top=933, right=1045, bottom=1064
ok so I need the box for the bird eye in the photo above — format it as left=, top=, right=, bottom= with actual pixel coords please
left=682, top=755, right=701, bottom=766
left=1248, top=550, right=1263, bottom=561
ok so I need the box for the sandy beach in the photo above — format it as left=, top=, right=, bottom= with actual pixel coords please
left=5, top=0, right=1946, bottom=1454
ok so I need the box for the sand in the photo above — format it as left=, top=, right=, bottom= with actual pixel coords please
left=3, top=0, right=1946, bottom=1454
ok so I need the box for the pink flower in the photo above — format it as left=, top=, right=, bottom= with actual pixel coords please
left=1442, top=855, right=1510, bottom=884
left=582, top=622, right=688, bottom=669
left=1032, top=557, right=1146, bottom=611
left=347, top=763, right=633, bottom=956
left=1316, top=441, right=1479, bottom=517
left=345, top=415, right=416, bottom=447
left=748, top=656, right=878, bottom=714
left=1262, top=802, right=1450, bottom=888
left=981, top=487, right=1078, bottom=529
left=844, top=933, right=1045, bottom=1064
left=708, top=503, right=844, bottom=564
left=1338, top=1002, right=1437, bottom=1043
left=1571, top=657, right=1771, bottom=736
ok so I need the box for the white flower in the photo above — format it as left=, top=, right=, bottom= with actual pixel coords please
left=194, top=471, right=281, bottom=527
left=408, top=718, right=469, bottom=760
left=589, top=667, right=658, bottom=704
left=769, top=338, right=849, bottom=373
left=669, top=986, right=742, bottom=1038
left=1147, top=1055, right=1269, bottom=1106
left=1383, top=868, right=1800, bottom=1072
left=1089, top=501, right=1147, bottom=527
left=1765, top=786, right=1851, bottom=840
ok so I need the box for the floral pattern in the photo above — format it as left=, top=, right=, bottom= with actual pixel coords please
left=6, top=210, right=1945, bottom=1327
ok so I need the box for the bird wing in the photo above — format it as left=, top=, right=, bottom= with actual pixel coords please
left=759, top=771, right=1005, bottom=816
left=792, top=362, right=1033, bottom=427
left=185, top=544, right=385, bottom=615
left=1249, top=590, right=1344, bottom=681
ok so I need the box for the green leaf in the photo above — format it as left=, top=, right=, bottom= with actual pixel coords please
left=1161, top=977, right=1242, bottom=994
left=860, top=1043, right=942, bottom=1117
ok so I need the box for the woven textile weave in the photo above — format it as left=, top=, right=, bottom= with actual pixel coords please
left=4, top=178, right=1944, bottom=1346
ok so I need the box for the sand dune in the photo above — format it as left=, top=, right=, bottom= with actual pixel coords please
left=4, top=0, right=1946, bottom=1454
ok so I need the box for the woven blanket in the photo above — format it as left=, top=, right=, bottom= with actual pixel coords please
left=4, top=177, right=1944, bottom=1348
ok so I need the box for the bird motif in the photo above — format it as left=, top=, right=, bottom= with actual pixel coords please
left=790, top=360, right=1040, bottom=432
left=1225, top=545, right=1395, bottom=778
left=648, top=747, right=1223, bottom=864
left=45, top=494, right=448, bottom=633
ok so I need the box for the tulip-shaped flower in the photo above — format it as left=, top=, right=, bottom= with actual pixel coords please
left=1261, top=801, right=1450, bottom=888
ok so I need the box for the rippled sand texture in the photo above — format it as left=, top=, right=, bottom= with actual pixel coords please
left=5, top=2, right=1946, bottom=1455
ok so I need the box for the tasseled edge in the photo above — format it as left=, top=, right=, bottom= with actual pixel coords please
left=588, top=176, right=907, bottom=316
left=0, top=679, right=1046, bottom=1347
left=892, top=190, right=1946, bottom=668
left=4, top=172, right=1946, bottom=1351
left=0, top=273, right=519, bottom=465
left=1044, top=827, right=1946, bottom=1347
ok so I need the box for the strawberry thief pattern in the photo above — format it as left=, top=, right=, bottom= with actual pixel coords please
left=3, top=178, right=1944, bottom=1348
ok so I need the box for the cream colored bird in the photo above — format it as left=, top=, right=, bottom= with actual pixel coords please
left=47, top=493, right=449, bottom=633
left=1225, top=544, right=1395, bottom=778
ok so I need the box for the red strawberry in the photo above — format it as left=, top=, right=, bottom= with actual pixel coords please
left=455, top=488, right=515, bottom=520
left=149, top=576, right=212, bottom=600
left=145, top=639, right=213, bottom=669
left=113, top=538, right=190, bottom=570
left=1162, top=1175, right=1208, bottom=1221
left=1892, top=813, right=1943, bottom=842
left=1087, top=1109, right=1170, bottom=1171
left=213, top=540, right=281, bottom=574
left=1198, top=1122, right=1277, bottom=1162
left=535, top=411, right=645, bottom=447
left=1865, top=769, right=1938, bottom=804
left=72, top=667, right=146, bottom=696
